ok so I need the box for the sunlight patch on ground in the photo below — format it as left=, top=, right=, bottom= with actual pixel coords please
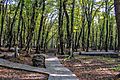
left=74, top=64, right=82, bottom=67
left=0, top=67, right=48, bottom=80
left=54, top=67, right=69, bottom=71
left=87, top=63, right=103, bottom=66
left=83, top=61, right=91, bottom=64
left=79, top=68, right=118, bottom=76
left=46, top=57, right=57, bottom=61
left=59, top=55, right=120, bottom=80
left=96, top=68, right=113, bottom=75
left=50, top=74, right=76, bottom=77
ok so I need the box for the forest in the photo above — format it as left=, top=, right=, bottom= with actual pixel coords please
left=0, top=0, right=120, bottom=80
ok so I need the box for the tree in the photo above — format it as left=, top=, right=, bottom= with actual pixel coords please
left=58, top=0, right=64, bottom=55
left=63, top=0, right=70, bottom=49
left=0, top=0, right=8, bottom=47
left=36, top=0, right=45, bottom=53
left=85, top=0, right=94, bottom=52
left=26, top=0, right=37, bottom=52
left=8, top=1, right=21, bottom=49
left=69, top=0, right=75, bottom=57
left=105, top=0, right=109, bottom=52
left=17, top=0, right=24, bottom=48
left=114, top=0, right=120, bottom=51
left=0, top=0, right=118, bottom=54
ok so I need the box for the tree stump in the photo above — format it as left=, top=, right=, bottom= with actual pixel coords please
left=14, top=46, right=19, bottom=58
left=32, top=55, right=45, bottom=68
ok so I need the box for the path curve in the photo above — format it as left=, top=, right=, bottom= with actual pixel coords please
left=0, top=54, right=79, bottom=80
left=0, top=58, right=49, bottom=74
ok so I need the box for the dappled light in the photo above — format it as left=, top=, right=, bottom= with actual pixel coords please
left=59, top=56, right=120, bottom=80
left=0, top=0, right=120, bottom=79
left=50, top=74, right=76, bottom=77
left=0, top=67, right=48, bottom=80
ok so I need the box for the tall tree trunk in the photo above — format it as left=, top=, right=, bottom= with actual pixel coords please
left=63, top=0, right=70, bottom=52
left=69, top=0, right=75, bottom=57
left=41, top=18, right=47, bottom=48
left=17, top=0, right=24, bottom=45
left=86, top=22, right=91, bottom=52
left=23, top=19, right=26, bottom=47
left=0, top=0, right=8, bottom=47
left=36, top=0, right=45, bottom=53
left=76, top=27, right=83, bottom=50
left=114, top=30, right=118, bottom=51
left=41, top=25, right=45, bottom=48
left=95, top=25, right=98, bottom=50
left=81, top=4, right=86, bottom=51
left=98, top=16, right=105, bottom=51
left=58, top=0, right=64, bottom=55
left=8, top=1, right=21, bottom=49
left=19, top=17, right=24, bottom=48
left=44, top=18, right=55, bottom=53
left=26, top=0, right=37, bottom=52
left=109, top=20, right=113, bottom=50
left=114, top=0, right=120, bottom=51
left=0, top=0, right=5, bottom=47
left=105, top=0, right=109, bottom=52
left=74, top=32, right=78, bottom=51
left=91, top=27, right=95, bottom=50
left=86, top=0, right=94, bottom=52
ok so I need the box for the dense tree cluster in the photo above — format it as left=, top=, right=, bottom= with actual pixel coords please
left=0, top=0, right=119, bottom=56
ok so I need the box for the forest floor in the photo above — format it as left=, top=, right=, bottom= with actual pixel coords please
left=7, top=52, right=33, bottom=66
left=0, top=48, right=120, bottom=80
left=0, top=48, right=48, bottom=80
left=0, top=66, right=48, bottom=80
left=59, top=55, right=120, bottom=80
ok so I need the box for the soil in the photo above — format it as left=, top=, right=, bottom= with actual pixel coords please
left=8, top=53, right=33, bottom=66
left=59, top=55, right=120, bottom=80
left=0, top=48, right=48, bottom=80
left=0, top=66, right=48, bottom=80
left=0, top=49, right=36, bottom=66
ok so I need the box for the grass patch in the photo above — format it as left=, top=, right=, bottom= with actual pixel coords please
left=112, top=64, right=120, bottom=71
left=97, top=56, right=116, bottom=63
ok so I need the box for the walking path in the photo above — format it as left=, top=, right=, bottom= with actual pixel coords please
left=0, top=53, right=79, bottom=80
left=0, top=58, right=49, bottom=74
left=46, top=57, right=79, bottom=80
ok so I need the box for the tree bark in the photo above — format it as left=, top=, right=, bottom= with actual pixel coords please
left=8, top=1, right=21, bottom=49
left=69, top=0, right=75, bottom=57
left=26, top=0, right=37, bottom=52
left=36, top=0, right=45, bottom=53
left=105, top=0, right=109, bottom=52
left=63, top=0, right=70, bottom=48
left=0, top=1, right=4, bottom=47
left=0, top=0, right=8, bottom=47
left=114, top=0, right=120, bottom=51
left=58, top=0, right=64, bottom=55
left=85, top=0, right=94, bottom=52
left=17, top=0, right=24, bottom=46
